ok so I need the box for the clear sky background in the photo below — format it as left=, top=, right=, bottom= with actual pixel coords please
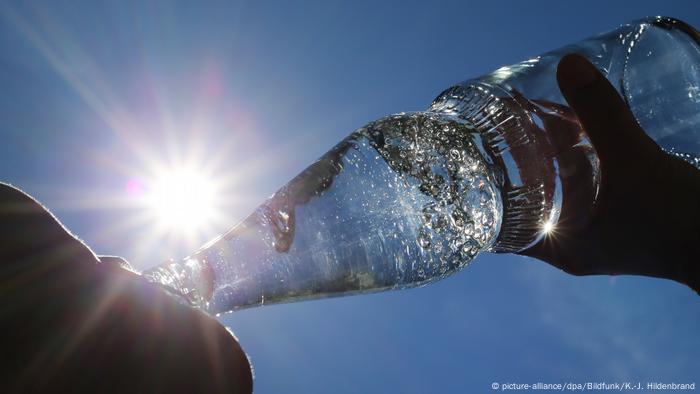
left=1, top=1, right=699, bottom=393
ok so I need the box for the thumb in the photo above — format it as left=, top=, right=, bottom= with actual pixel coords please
left=556, top=54, right=657, bottom=164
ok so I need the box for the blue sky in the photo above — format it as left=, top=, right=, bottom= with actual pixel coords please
left=1, top=1, right=699, bottom=393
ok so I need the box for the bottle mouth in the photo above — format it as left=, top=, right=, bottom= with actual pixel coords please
left=430, top=82, right=562, bottom=253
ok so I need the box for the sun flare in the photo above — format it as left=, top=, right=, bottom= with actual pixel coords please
left=543, top=221, right=555, bottom=234
left=147, top=169, right=218, bottom=233
left=119, top=156, right=241, bottom=264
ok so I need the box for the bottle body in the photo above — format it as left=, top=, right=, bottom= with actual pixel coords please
left=461, top=16, right=700, bottom=154
left=431, top=16, right=700, bottom=251
left=144, top=16, right=700, bottom=315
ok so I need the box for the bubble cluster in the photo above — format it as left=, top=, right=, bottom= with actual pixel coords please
left=362, top=112, right=502, bottom=277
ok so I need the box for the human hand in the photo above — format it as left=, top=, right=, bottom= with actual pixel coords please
left=519, top=54, right=700, bottom=293
left=0, top=183, right=252, bottom=393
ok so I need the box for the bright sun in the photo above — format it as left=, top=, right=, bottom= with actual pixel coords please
left=122, top=158, right=236, bottom=262
left=145, top=168, right=220, bottom=237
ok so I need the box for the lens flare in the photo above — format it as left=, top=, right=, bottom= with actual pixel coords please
left=543, top=221, right=555, bottom=234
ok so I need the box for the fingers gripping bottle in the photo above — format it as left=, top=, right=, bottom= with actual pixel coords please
left=144, top=17, right=700, bottom=315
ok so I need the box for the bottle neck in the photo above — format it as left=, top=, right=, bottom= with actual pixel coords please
left=142, top=258, right=213, bottom=310
left=430, top=81, right=598, bottom=253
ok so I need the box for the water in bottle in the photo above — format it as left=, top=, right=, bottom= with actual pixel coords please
left=144, top=16, right=700, bottom=315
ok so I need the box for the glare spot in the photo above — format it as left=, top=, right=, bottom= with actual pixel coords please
left=543, top=221, right=555, bottom=234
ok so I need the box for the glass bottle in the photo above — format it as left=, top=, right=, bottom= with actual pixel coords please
left=143, top=16, right=700, bottom=315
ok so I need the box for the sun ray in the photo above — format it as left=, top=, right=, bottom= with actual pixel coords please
left=0, top=5, right=272, bottom=270
left=0, top=5, right=180, bottom=175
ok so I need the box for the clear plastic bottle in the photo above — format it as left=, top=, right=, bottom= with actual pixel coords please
left=143, top=16, right=700, bottom=315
